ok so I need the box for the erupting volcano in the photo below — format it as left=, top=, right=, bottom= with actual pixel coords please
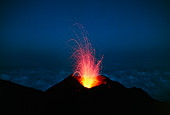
left=71, top=23, right=104, bottom=88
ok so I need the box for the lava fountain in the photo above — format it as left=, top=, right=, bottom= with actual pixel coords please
left=70, top=23, right=104, bottom=88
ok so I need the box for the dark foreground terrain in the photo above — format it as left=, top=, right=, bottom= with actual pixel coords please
left=0, top=74, right=169, bottom=114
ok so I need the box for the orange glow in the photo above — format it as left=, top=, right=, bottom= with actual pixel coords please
left=75, top=75, right=104, bottom=88
left=71, top=23, right=103, bottom=88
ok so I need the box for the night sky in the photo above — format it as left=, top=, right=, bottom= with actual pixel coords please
left=1, top=0, right=170, bottom=66
left=0, top=0, right=170, bottom=102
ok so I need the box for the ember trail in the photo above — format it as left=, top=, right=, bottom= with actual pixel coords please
left=70, top=23, right=104, bottom=88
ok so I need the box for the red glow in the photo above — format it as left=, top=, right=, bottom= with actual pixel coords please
left=71, top=23, right=103, bottom=88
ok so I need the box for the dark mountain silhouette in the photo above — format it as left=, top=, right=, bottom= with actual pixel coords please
left=45, top=74, right=170, bottom=114
left=0, top=74, right=169, bottom=114
left=0, top=79, right=45, bottom=114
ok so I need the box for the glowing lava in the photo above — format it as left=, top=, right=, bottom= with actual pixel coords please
left=71, top=23, right=103, bottom=88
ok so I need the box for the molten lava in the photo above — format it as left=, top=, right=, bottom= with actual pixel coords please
left=71, top=23, right=103, bottom=88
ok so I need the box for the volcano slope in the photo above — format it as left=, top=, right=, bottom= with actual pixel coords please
left=0, top=74, right=169, bottom=114
left=0, top=79, right=44, bottom=114
left=45, top=74, right=170, bottom=114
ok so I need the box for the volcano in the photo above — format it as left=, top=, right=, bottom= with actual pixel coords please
left=0, top=75, right=169, bottom=114
left=45, top=74, right=170, bottom=114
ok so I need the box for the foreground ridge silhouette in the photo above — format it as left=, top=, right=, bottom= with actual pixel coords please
left=0, top=74, right=169, bottom=114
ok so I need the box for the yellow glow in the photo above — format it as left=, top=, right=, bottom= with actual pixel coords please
left=71, top=23, right=103, bottom=88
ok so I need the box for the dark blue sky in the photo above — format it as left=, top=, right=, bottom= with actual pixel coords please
left=1, top=0, right=170, bottom=66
